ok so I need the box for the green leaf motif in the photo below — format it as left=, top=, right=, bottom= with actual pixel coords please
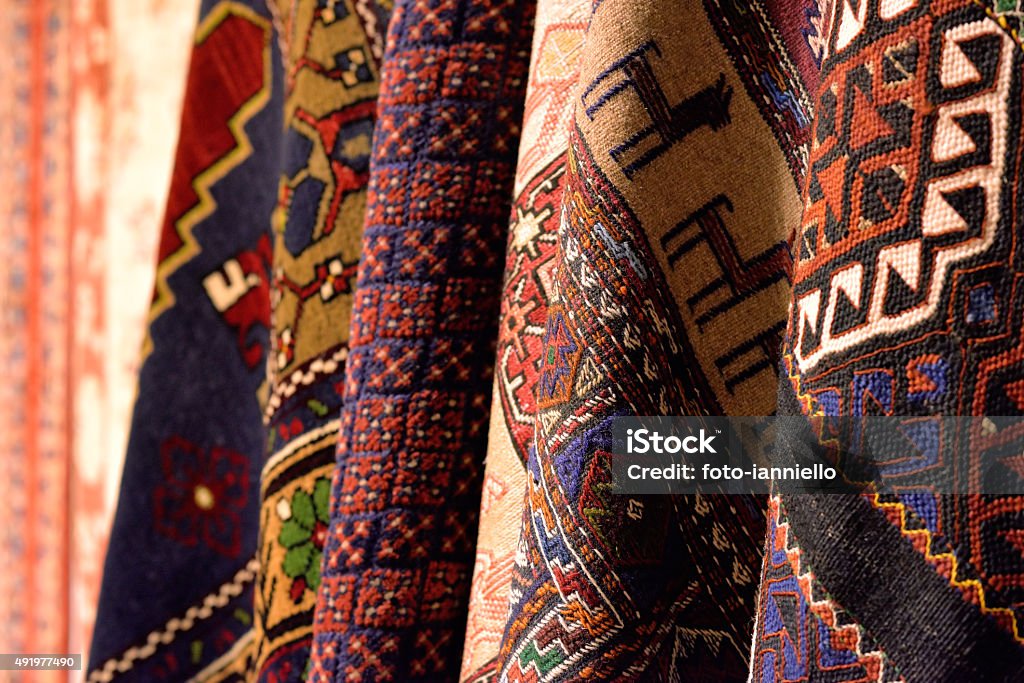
left=304, top=556, right=322, bottom=593
left=307, top=399, right=329, bottom=417
left=313, top=477, right=331, bottom=523
left=279, top=518, right=311, bottom=548
left=291, top=489, right=315, bottom=527
left=283, top=543, right=314, bottom=578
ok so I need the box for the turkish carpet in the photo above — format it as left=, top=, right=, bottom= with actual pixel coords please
left=489, top=0, right=818, bottom=679
left=86, top=0, right=1024, bottom=680
left=751, top=0, right=1024, bottom=680
left=88, top=1, right=282, bottom=679
left=458, top=0, right=588, bottom=678
left=306, top=0, right=536, bottom=679
left=249, top=0, right=388, bottom=680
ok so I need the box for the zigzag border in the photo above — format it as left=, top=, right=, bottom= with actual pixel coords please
left=762, top=356, right=895, bottom=680
left=86, top=558, right=259, bottom=682
left=141, top=1, right=273, bottom=362
left=764, top=493, right=895, bottom=681
left=868, top=494, right=1024, bottom=642
left=781, top=348, right=1024, bottom=658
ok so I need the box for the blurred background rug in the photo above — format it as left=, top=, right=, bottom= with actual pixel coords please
left=0, top=0, right=197, bottom=677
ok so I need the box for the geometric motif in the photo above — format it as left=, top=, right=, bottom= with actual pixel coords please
left=753, top=0, right=1024, bottom=679
left=144, top=2, right=275, bottom=361
left=308, top=0, right=535, bottom=680
left=703, top=0, right=818, bottom=184
left=251, top=0, right=388, bottom=679
left=753, top=495, right=893, bottom=683
left=580, top=42, right=736, bottom=178
left=535, top=305, right=582, bottom=409
left=203, top=235, right=273, bottom=369
left=496, top=119, right=768, bottom=681
left=549, top=0, right=804, bottom=421
left=494, top=159, right=565, bottom=461
left=494, top=0, right=814, bottom=677
left=460, top=0, right=588, bottom=675
left=88, top=2, right=281, bottom=680
left=792, top=4, right=1016, bottom=373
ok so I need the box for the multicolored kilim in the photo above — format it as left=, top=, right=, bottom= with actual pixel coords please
left=86, top=0, right=1024, bottom=680
left=492, top=0, right=817, bottom=678
left=751, top=0, right=1024, bottom=680
left=250, top=0, right=389, bottom=679
left=307, top=0, right=536, bottom=679
left=88, top=1, right=281, bottom=679
left=459, top=0, right=588, bottom=678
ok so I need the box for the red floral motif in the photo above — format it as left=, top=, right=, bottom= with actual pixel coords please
left=153, top=435, right=249, bottom=558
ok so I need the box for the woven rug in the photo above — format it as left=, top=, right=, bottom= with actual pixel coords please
left=1, top=0, right=197, bottom=670
left=751, top=1, right=1024, bottom=680
left=0, top=1, right=73, bottom=675
left=88, top=1, right=282, bottom=679
left=458, top=0, right=588, bottom=678
left=249, top=1, right=388, bottom=679
left=490, top=0, right=817, bottom=678
left=68, top=0, right=198, bottom=660
left=83, top=0, right=1024, bottom=679
left=306, top=0, right=536, bottom=679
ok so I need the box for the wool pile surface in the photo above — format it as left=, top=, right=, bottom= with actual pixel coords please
left=306, top=0, right=536, bottom=679
left=88, top=0, right=1024, bottom=680
left=250, top=0, right=389, bottom=679
left=88, top=1, right=282, bottom=679
left=752, top=0, right=1024, bottom=680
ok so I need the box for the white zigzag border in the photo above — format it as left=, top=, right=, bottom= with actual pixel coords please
left=86, top=558, right=258, bottom=682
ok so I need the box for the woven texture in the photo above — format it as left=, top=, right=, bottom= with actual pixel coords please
left=88, top=1, right=281, bottom=679
left=83, top=0, right=1024, bottom=679
left=307, top=0, right=535, bottom=679
left=250, top=1, right=389, bottom=679
left=68, top=0, right=198, bottom=660
left=0, top=0, right=198, bottom=669
left=492, top=0, right=817, bottom=678
left=458, top=0, right=588, bottom=678
left=751, top=0, right=1024, bottom=680
left=0, top=1, right=73, bottom=674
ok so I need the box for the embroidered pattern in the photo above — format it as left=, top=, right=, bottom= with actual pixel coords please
left=307, top=0, right=535, bottom=679
left=752, top=1, right=1024, bottom=679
